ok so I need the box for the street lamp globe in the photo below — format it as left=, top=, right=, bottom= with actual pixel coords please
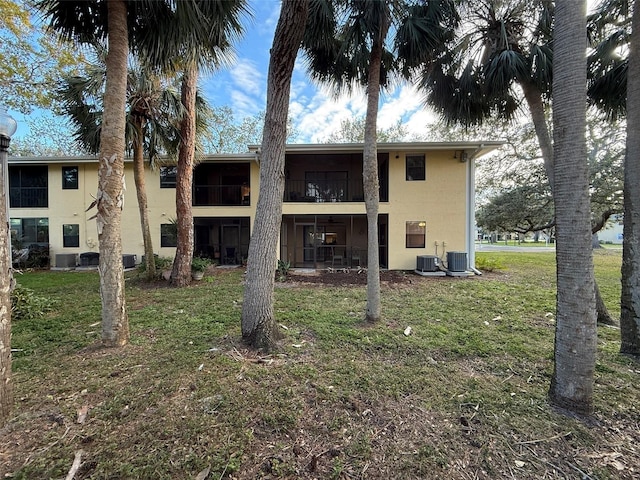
left=0, top=108, right=17, bottom=150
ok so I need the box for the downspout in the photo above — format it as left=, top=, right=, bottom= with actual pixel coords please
left=466, top=145, right=485, bottom=274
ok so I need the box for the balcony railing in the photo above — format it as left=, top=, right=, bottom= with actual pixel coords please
left=193, top=185, right=249, bottom=206
left=284, top=179, right=365, bottom=203
left=284, top=179, right=388, bottom=202
left=10, top=187, right=48, bottom=208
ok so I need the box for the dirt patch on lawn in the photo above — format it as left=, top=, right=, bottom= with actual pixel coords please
left=286, top=269, right=417, bottom=286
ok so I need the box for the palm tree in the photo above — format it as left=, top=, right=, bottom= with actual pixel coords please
left=420, top=0, right=617, bottom=326
left=59, top=52, right=186, bottom=281
left=548, top=0, right=597, bottom=415
left=620, top=0, right=640, bottom=356
left=588, top=0, right=640, bottom=357
left=37, top=0, right=133, bottom=346
left=139, top=0, right=247, bottom=287
left=302, top=0, right=458, bottom=322
left=424, top=0, right=554, bottom=186
left=37, top=0, right=245, bottom=339
left=241, top=0, right=310, bottom=351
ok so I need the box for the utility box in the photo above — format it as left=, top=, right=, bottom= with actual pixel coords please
left=80, top=252, right=100, bottom=267
left=447, top=251, right=468, bottom=272
left=416, top=255, right=439, bottom=272
left=55, top=253, right=77, bottom=268
left=122, top=254, right=137, bottom=269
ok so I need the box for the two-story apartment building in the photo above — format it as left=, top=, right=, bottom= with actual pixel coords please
left=7, top=141, right=502, bottom=271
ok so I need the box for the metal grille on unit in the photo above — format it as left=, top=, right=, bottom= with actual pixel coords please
left=416, top=255, right=439, bottom=272
left=447, top=251, right=468, bottom=272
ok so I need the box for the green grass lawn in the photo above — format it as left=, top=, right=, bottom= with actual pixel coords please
left=2, top=250, right=638, bottom=479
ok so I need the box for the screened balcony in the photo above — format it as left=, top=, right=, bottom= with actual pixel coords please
left=284, top=152, right=388, bottom=203
left=193, top=162, right=250, bottom=207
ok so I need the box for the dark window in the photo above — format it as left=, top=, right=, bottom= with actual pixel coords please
left=160, top=223, right=177, bottom=247
left=406, top=155, right=425, bottom=181
left=63, top=224, right=80, bottom=247
left=62, top=166, right=78, bottom=189
left=160, top=166, right=177, bottom=188
left=10, top=217, right=49, bottom=244
left=9, top=165, right=48, bottom=207
left=406, top=221, right=426, bottom=248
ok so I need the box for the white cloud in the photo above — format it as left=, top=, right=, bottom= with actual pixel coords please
left=230, top=60, right=264, bottom=96
left=377, top=85, right=425, bottom=128
left=291, top=88, right=369, bottom=143
left=231, top=90, right=264, bottom=118
left=405, top=109, right=438, bottom=140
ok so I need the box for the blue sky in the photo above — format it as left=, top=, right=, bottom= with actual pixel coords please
left=11, top=0, right=435, bottom=146
left=200, top=0, right=435, bottom=143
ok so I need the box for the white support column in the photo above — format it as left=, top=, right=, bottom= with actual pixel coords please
left=465, top=154, right=476, bottom=270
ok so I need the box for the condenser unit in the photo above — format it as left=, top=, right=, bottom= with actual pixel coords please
left=55, top=253, right=77, bottom=268
left=447, top=251, right=468, bottom=272
left=122, top=254, right=137, bottom=269
left=416, top=255, right=439, bottom=272
left=80, top=252, right=99, bottom=266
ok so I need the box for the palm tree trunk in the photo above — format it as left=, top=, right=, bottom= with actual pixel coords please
left=171, top=64, right=197, bottom=287
left=0, top=139, right=13, bottom=427
left=241, top=0, right=309, bottom=351
left=522, top=78, right=614, bottom=326
left=620, top=1, right=640, bottom=356
left=132, top=117, right=155, bottom=281
left=521, top=82, right=554, bottom=190
left=548, top=0, right=597, bottom=415
left=363, top=22, right=388, bottom=323
left=98, top=0, right=129, bottom=347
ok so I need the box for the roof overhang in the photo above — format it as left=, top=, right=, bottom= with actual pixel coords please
left=7, top=152, right=258, bottom=165
left=8, top=141, right=504, bottom=165
left=248, top=141, right=504, bottom=160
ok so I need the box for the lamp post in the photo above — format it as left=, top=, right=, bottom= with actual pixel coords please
left=0, top=107, right=16, bottom=269
left=0, top=106, right=16, bottom=427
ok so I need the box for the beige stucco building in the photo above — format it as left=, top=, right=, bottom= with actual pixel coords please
left=8, top=141, right=502, bottom=271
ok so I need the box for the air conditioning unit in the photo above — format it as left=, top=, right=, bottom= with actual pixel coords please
left=80, top=252, right=100, bottom=266
left=447, top=251, right=468, bottom=272
left=122, top=254, right=137, bottom=269
left=417, top=255, right=439, bottom=272
left=55, top=253, right=77, bottom=268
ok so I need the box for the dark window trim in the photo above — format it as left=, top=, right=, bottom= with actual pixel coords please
left=406, top=220, right=426, bottom=248
left=160, top=166, right=177, bottom=189
left=406, top=154, right=426, bottom=181
left=63, top=223, right=80, bottom=247
left=160, top=223, right=177, bottom=247
left=62, top=166, right=79, bottom=190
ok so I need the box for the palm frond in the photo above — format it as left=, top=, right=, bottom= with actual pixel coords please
left=484, top=49, right=530, bottom=96
left=588, top=59, right=627, bottom=121
left=394, top=0, right=459, bottom=77
left=35, top=0, right=108, bottom=44
left=529, top=43, right=553, bottom=94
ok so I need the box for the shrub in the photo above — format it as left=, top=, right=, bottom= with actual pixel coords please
left=11, top=283, right=57, bottom=321
left=474, top=256, right=504, bottom=272
left=191, top=257, right=211, bottom=273
left=137, top=256, right=173, bottom=276
left=276, top=259, right=291, bottom=282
